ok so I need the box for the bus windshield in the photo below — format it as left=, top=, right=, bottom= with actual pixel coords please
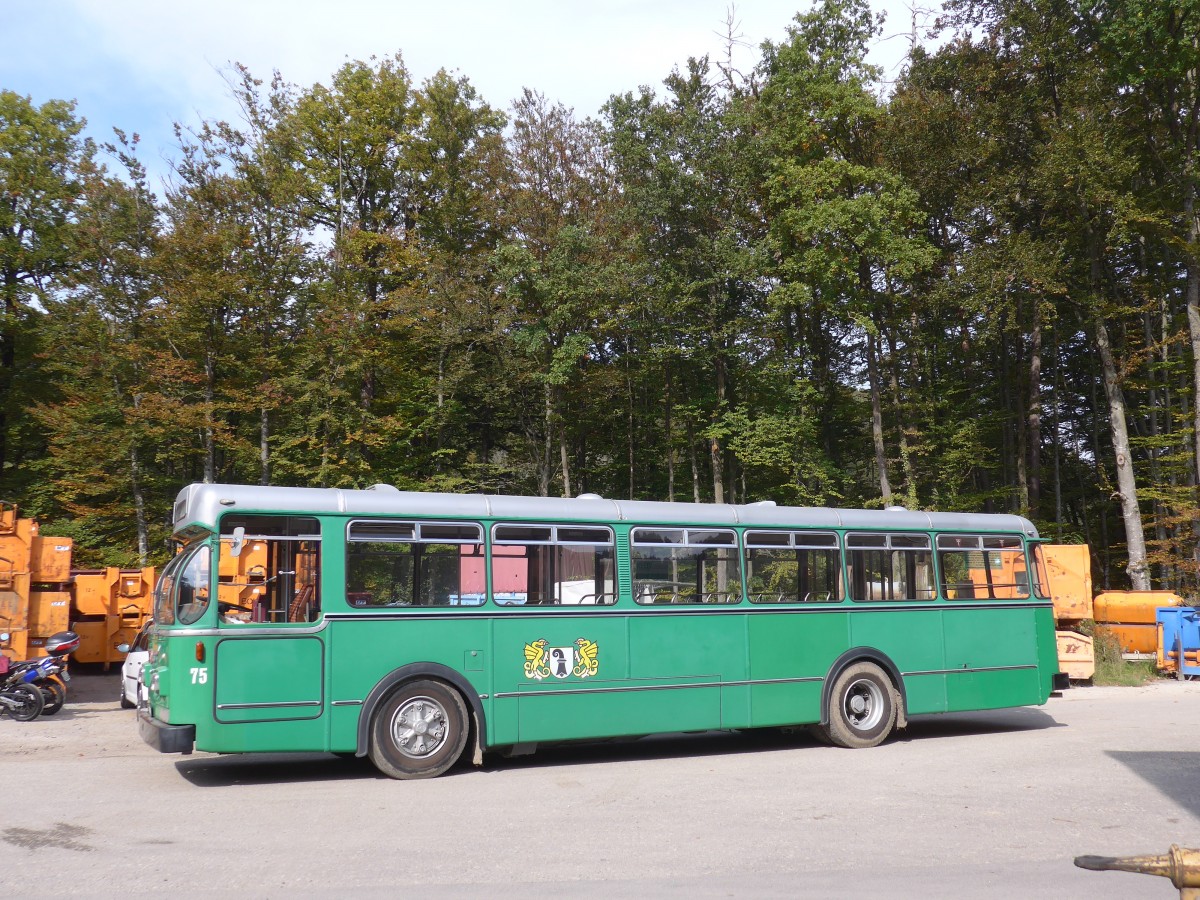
left=152, top=542, right=211, bottom=626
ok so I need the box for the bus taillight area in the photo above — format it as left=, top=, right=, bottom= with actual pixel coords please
left=137, top=707, right=195, bottom=754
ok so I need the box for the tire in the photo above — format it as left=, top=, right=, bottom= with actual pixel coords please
left=368, top=680, right=469, bottom=780
left=120, top=679, right=135, bottom=709
left=40, top=680, right=66, bottom=716
left=5, top=684, right=45, bottom=722
left=824, top=661, right=897, bottom=749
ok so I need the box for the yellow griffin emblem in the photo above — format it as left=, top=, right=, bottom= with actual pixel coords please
left=524, top=639, right=550, bottom=680
left=573, top=638, right=599, bottom=678
left=523, top=637, right=599, bottom=680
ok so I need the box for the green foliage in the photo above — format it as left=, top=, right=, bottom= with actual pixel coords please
left=1092, top=627, right=1159, bottom=687
left=4, top=1, right=1200, bottom=590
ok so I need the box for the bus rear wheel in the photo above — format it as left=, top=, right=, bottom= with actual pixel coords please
left=368, top=680, right=468, bottom=780
left=822, top=662, right=896, bottom=749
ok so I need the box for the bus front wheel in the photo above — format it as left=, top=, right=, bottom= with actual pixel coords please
left=821, top=662, right=896, bottom=749
left=369, top=679, right=469, bottom=779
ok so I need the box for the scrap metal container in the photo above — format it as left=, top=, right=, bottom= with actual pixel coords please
left=1095, top=591, right=1185, bottom=655
left=28, top=590, right=71, bottom=638
left=1041, top=544, right=1093, bottom=621
left=1056, top=630, right=1095, bottom=680
left=30, top=535, right=73, bottom=584
left=0, top=502, right=32, bottom=665
left=1156, top=607, right=1200, bottom=678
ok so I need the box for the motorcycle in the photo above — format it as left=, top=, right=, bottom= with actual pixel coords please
left=0, top=655, right=43, bottom=721
left=1, top=631, right=78, bottom=717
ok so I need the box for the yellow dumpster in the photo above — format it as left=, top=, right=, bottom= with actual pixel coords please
left=1094, top=591, right=1185, bottom=654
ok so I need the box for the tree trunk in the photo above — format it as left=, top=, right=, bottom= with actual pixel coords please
left=131, top=445, right=148, bottom=565
left=864, top=332, right=891, bottom=504
left=665, top=368, right=675, bottom=502
left=203, top=351, right=216, bottom=483
left=1183, top=172, right=1200, bottom=558
left=259, top=404, right=270, bottom=486
left=711, top=356, right=726, bottom=505
left=557, top=387, right=571, bottom=498
left=1027, top=301, right=1043, bottom=512
left=884, top=331, right=915, bottom=505
left=0, top=267, right=17, bottom=477
left=540, top=380, right=552, bottom=497
left=687, top=418, right=701, bottom=503
left=1095, top=317, right=1150, bottom=590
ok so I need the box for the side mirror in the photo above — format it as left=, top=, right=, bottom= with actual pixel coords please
left=229, top=526, right=245, bottom=558
left=117, top=643, right=131, bottom=653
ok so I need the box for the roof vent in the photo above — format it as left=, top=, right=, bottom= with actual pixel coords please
left=576, top=493, right=604, bottom=500
left=749, top=500, right=777, bottom=507
left=367, top=484, right=401, bottom=493
left=886, top=505, right=907, bottom=511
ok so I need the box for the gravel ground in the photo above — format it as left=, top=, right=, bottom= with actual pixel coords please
left=1, top=669, right=1198, bottom=898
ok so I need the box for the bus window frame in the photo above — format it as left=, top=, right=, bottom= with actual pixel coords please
left=345, top=519, right=485, bottom=608
left=490, top=522, right=616, bottom=607
left=630, top=526, right=742, bottom=605
left=743, top=530, right=843, bottom=604
left=845, top=532, right=935, bottom=603
left=935, top=533, right=1032, bottom=601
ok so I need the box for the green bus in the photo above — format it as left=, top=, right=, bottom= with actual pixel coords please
left=138, top=483, right=1062, bottom=778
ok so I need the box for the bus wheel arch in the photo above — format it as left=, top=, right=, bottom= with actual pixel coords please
left=358, top=663, right=484, bottom=777
left=818, top=649, right=907, bottom=748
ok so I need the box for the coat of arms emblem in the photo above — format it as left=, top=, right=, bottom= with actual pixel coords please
left=523, top=637, right=599, bottom=680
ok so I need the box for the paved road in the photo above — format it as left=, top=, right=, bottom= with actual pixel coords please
left=1, top=672, right=1197, bottom=898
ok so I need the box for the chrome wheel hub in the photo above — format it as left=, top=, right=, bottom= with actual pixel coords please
left=844, top=679, right=884, bottom=731
left=390, top=696, right=448, bottom=759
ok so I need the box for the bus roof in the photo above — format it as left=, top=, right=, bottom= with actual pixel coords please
left=173, top=483, right=1039, bottom=538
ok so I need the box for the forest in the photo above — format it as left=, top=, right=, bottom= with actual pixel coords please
left=1, top=0, right=1198, bottom=592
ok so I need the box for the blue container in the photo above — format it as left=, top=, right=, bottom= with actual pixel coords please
left=1157, top=606, right=1200, bottom=677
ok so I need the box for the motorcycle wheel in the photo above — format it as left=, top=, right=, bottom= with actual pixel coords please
left=40, top=680, right=66, bottom=716
left=6, top=684, right=44, bottom=721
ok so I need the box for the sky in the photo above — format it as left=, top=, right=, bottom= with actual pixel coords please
left=3, top=0, right=941, bottom=191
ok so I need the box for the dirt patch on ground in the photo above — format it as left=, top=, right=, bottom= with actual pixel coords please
left=0, top=667, right=136, bottom=759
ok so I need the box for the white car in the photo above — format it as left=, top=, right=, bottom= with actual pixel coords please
left=119, top=624, right=151, bottom=709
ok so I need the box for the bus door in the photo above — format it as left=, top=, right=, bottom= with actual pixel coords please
left=621, top=528, right=745, bottom=731
left=846, top=533, right=947, bottom=715
left=488, top=524, right=630, bottom=745
left=213, top=515, right=326, bottom=744
left=937, top=534, right=1040, bottom=709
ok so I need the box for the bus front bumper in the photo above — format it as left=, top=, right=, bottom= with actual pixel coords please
left=138, top=708, right=195, bottom=755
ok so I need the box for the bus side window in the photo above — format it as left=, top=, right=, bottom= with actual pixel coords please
left=846, top=533, right=933, bottom=602
left=631, top=528, right=740, bottom=605
left=491, top=524, right=616, bottom=606
left=936, top=535, right=1028, bottom=601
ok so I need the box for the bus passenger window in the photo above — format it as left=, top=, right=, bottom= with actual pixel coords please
left=491, top=524, right=616, bottom=606
left=744, top=531, right=842, bottom=603
left=218, top=515, right=322, bottom=624
left=346, top=520, right=485, bottom=607
left=846, top=533, right=934, bottom=602
left=937, top=535, right=1029, bottom=600
left=631, top=528, right=741, bottom=605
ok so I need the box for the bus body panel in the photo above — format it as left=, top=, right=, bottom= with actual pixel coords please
left=943, top=605, right=1040, bottom=711
left=326, top=615, right=492, bottom=750
left=747, top=609, right=846, bottom=727
left=492, top=611, right=629, bottom=743
left=852, top=608, right=947, bottom=715
left=627, top=611, right=748, bottom=729
left=213, top=635, right=325, bottom=724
